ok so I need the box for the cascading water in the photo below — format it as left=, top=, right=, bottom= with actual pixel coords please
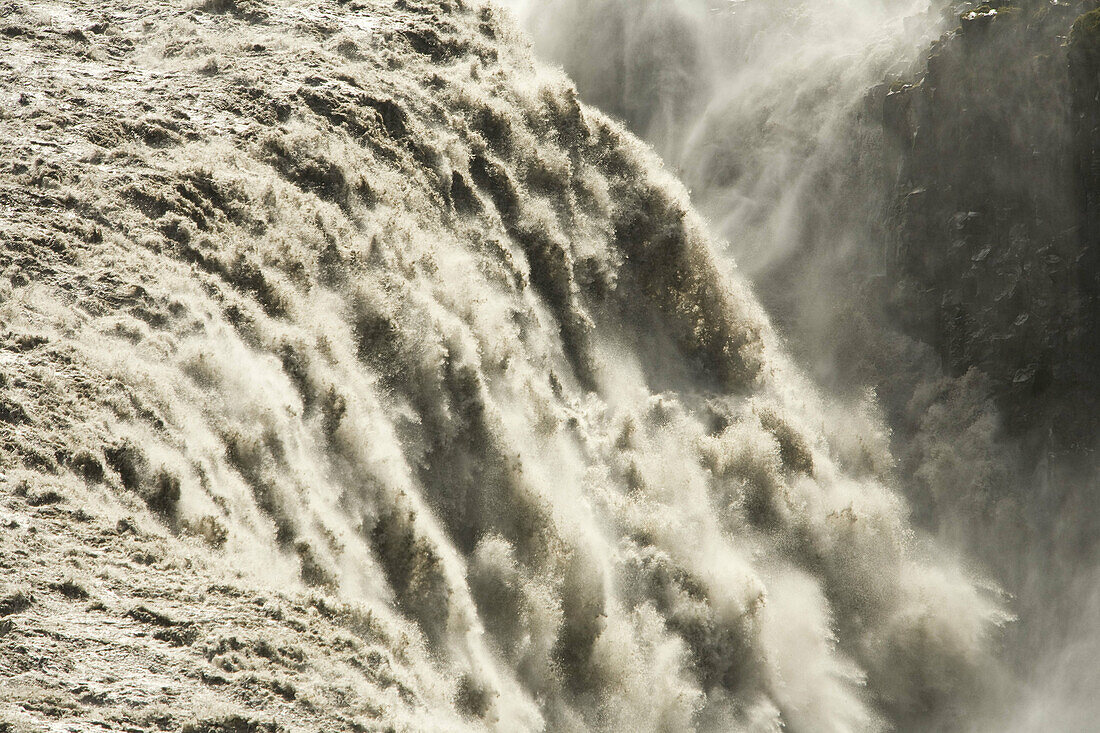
left=0, top=0, right=1032, bottom=731
left=501, top=0, right=948, bottom=380
left=504, top=0, right=1100, bottom=730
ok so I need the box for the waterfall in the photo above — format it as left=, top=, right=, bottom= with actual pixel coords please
left=0, top=1, right=1015, bottom=731
left=505, top=0, right=1100, bottom=730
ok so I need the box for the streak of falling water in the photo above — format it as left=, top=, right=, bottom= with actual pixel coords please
left=502, top=0, right=937, bottom=272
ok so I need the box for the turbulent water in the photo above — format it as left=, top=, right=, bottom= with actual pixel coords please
left=0, top=1, right=1029, bottom=731
left=502, top=0, right=940, bottom=383
left=507, top=0, right=1100, bottom=730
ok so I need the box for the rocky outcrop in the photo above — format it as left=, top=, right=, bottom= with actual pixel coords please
left=1069, top=7, right=1100, bottom=347
left=881, top=0, right=1100, bottom=437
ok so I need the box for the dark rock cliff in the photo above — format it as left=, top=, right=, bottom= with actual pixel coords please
left=882, top=0, right=1100, bottom=442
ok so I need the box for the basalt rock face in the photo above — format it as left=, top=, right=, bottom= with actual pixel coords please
left=878, top=8, right=1100, bottom=722
left=882, top=0, right=1100, bottom=440
left=1070, top=7, right=1100, bottom=349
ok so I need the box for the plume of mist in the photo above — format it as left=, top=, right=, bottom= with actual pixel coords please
left=502, top=0, right=1100, bottom=728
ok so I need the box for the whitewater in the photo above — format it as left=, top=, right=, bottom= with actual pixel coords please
left=0, top=0, right=1025, bottom=731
